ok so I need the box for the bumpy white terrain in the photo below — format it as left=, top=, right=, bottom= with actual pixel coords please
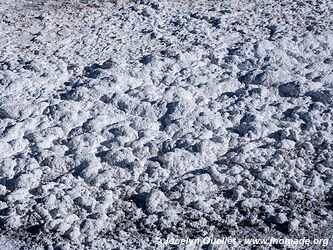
left=0, top=0, right=333, bottom=249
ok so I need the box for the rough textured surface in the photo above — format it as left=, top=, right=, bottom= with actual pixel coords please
left=0, top=0, right=333, bottom=249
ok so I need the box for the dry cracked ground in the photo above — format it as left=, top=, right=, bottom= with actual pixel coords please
left=0, top=0, right=333, bottom=249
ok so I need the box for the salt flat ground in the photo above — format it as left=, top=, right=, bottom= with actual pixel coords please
left=0, top=0, right=333, bottom=249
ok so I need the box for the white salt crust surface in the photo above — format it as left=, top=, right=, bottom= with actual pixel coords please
left=0, top=0, right=333, bottom=249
